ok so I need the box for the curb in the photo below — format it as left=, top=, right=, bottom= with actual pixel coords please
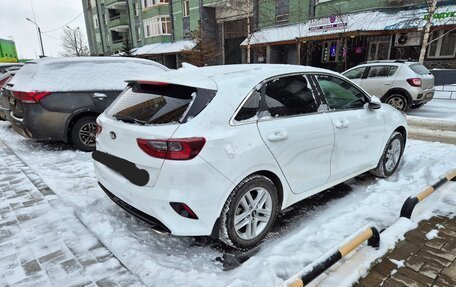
left=281, top=168, right=455, bottom=287
left=400, top=169, right=456, bottom=219
left=283, top=226, right=380, bottom=287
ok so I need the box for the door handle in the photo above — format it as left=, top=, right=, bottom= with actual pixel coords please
left=93, top=93, right=107, bottom=100
left=384, top=82, right=391, bottom=86
left=267, top=131, right=288, bottom=142
left=334, top=120, right=348, bottom=129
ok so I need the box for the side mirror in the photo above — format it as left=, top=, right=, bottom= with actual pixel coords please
left=369, top=96, right=382, bottom=110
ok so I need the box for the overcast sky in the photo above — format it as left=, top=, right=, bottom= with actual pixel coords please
left=0, top=0, right=87, bottom=59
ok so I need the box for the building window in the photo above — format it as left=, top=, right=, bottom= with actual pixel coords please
left=367, top=36, right=391, bottom=61
left=93, top=15, right=99, bottom=28
left=137, top=27, right=141, bottom=41
left=143, top=16, right=171, bottom=38
left=427, top=30, right=456, bottom=59
left=276, top=0, right=289, bottom=24
left=133, top=3, right=139, bottom=16
left=143, top=0, right=168, bottom=9
left=182, top=0, right=190, bottom=17
left=321, top=40, right=339, bottom=62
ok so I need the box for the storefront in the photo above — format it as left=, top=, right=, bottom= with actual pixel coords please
left=243, top=4, right=456, bottom=71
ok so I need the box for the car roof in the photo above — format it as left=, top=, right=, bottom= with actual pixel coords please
left=127, top=64, right=338, bottom=90
left=8, top=57, right=168, bottom=92
left=26, top=56, right=167, bottom=69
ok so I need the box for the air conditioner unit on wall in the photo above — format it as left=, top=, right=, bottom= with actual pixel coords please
left=394, top=32, right=422, bottom=47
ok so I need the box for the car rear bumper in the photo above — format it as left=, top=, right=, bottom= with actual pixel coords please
left=8, top=104, right=69, bottom=142
left=94, top=153, right=235, bottom=236
left=98, top=183, right=171, bottom=234
left=410, top=88, right=435, bottom=104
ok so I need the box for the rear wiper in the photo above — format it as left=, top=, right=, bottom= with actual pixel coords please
left=113, top=114, right=148, bottom=125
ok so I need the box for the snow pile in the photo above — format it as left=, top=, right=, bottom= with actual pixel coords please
left=8, top=57, right=168, bottom=92
left=132, top=40, right=195, bottom=56
left=425, top=229, right=440, bottom=240
left=0, top=121, right=455, bottom=287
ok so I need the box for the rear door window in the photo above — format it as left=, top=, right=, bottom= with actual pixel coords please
left=409, top=64, right=431, bottom=75
left=367, top=66, right=390, bottom=78
left=388, top=66, right=398, bottom=76
left=107, top=83, right=216, bottom=125
left=262, top=75, right=318, bottom=118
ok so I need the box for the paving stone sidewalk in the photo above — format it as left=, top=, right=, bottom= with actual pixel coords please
left=354, top=216, right=456, bottom=287
left=0, top=140, right=145, bottom=287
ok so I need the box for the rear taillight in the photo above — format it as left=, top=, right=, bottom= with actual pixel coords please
left=96, top=124, right=102, bottom=136
left=137, top=137, right=205, bottom=160
left=12, top=91, right=52, bottom=103
left=407, top=78, right=422, bottom=87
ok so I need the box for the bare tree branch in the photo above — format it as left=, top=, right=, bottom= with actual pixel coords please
left=60, top=27, right=90, bottom=57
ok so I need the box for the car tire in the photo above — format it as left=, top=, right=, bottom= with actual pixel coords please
left=384, top=93, right=409, bottom=112
left=70, top=116, right=98, bottom=152
left=371, top=131, right=404, bottom=178
left=219, top=174, right=279, bottom=249
left=411, top=103, right=425, bottom=109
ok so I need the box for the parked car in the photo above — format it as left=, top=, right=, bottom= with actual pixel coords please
left=342, top=60, right=435, bottom=111
left=0, top=71, right=16, bottom=120
left=4, top=57, right=168, bottom=151
left=0, top=63, right=23, bottom=74
left=93, top=64, right=408, bottom=249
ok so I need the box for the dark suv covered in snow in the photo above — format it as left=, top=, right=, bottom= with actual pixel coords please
left=4, top=57, right=168, bottom=151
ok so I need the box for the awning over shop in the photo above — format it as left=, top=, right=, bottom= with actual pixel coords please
left=242, top=4, right=456, bottom=46
left=132, top=40, right=195, bottom=56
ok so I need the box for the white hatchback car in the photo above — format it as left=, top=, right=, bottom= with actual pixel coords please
left=93, top=64, right=407, bottom=249
left=343, top=60, right=435, bottom=111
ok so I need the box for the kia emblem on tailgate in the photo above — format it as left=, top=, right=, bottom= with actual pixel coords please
left=110, top=131, right=116, bottom=139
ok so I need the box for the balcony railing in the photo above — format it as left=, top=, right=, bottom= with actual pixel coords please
left=104, top=0, right=127, bottom=7
left=108, top=17, right=129, bottom=29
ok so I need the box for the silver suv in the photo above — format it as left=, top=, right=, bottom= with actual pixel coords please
left=342, top=60, right=435, bottom=111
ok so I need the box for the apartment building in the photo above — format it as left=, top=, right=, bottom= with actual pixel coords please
left=83, top=0, right=456, bottom=69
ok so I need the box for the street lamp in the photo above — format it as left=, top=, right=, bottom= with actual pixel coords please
left=26, top=17, right=45, bottom=57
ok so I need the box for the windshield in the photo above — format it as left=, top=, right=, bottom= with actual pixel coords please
left=106, top=83, right=216, bottom=125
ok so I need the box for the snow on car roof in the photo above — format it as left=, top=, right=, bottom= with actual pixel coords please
left=8, top=57, right=168, bottom=92
left=127, top=64, right=335, bottom=91
left=0, top=63, right=23, bottom=67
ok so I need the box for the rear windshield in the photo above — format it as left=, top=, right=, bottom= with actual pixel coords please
left=106, top=83, right=216, bottom=125
left=409, top=64, right=431, bottom=75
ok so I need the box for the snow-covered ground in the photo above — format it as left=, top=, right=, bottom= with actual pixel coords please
left=407, top=99, right=456, bottom=121
left=0, top=121, right=455, bottom=287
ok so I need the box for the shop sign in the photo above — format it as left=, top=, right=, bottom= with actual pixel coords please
left=309, top=15, right=348, bottom=31
left=424, top=11, right=456, bottom=20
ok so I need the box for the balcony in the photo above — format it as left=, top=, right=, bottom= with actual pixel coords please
left=105, top=0, right=127, bottom=10
left=108, top=16, right=130, bottom=32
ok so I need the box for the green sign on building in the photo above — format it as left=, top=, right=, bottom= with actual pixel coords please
left=0, top=38, right=19, bottom=63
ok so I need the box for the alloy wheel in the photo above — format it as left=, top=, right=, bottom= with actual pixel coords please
left=234, top=187, right=273, bottom=240
left=78, top=122, right=97, bottom=147
left=387, top=96, right=406, bottom=111
left=385, top=138, right=401, bottom=172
